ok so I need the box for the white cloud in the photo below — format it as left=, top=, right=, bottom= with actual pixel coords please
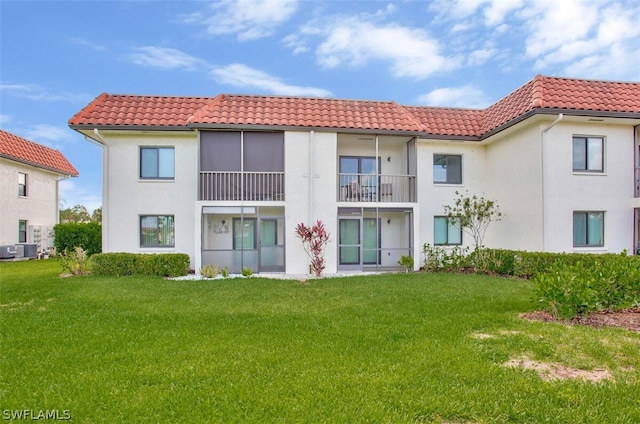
left=210, top=63, right=332, bottom=97
left=297, top=17, right=460, bottom=80
left=70, top=37, right=107, bottom=51
left=0, top=83, right=91, bottom=103
left=0, top=114, right=12, bottom=125
left=184, top=0, right=298, bottom=41
left=417, top=85, right=490, bottom=108
left=59, top=180, right=102, bottom=213
left=23, top=124, right=72, bottom=144
left=129, top=47, right=207, bottom=70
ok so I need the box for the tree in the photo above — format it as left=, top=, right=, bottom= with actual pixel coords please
left=59, top=204, right=91, bottom=223
left=443, top=190, right=502, bottom=250
left=295, top=220, right=330, bottom=277
left=91, top=207, right=102, bottom=223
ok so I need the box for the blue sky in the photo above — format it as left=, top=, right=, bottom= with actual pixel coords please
left=2, top=0, right=640, bottom=212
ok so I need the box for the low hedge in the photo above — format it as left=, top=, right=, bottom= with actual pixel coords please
left=90, top=253, right=190, bottom=277
left=475, top=249, right=640, bottom=318
left=422, top=246, right=640, bottom=318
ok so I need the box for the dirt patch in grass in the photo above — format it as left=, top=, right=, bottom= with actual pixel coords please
left=520, top=308, right=640, bottom=333
left=504, top=356, right=613, bottom=382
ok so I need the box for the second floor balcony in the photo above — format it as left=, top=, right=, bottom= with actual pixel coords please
left=200, top=171, right=284, bottom=201
left=338, top=173, right=416, bottom=203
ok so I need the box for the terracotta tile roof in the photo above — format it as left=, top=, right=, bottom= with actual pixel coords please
left=0, top=129, right=79, bottom=176
left=404, top=106, right=484, bottom=137
left=68, top=93, right=213, bottom=128
left=481, top=75, right=640, bottom=135
left=188, top=95, right=424, bottom=133
left=69, top=75, right=640, bottom=139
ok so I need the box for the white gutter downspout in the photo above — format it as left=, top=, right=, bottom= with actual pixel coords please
left=92, top=128, right=108, bottom=251
left=56, top=174, right=72, bottom=225
left=540, top=114, right=563, bottom=251
left=308, top=130, right=315, bottom=224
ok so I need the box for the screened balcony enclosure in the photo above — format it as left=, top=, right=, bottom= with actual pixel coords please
left=199, top=131, right=284, bottom=201
left=201, top=206, right=285, bottom=273
left=337, top=134, right=416, bottom=203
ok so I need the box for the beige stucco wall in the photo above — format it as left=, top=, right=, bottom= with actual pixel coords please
left=483, top=122, right=544, bottom=250
left=284, top=130, right=339, bottom=274
left=0, top=158, right=60, bottom=246
left=541, top=121, right=635, bottom=253
left=415, top=139, right=487, bottom=252
left=101, top=131, right=198, bottom=266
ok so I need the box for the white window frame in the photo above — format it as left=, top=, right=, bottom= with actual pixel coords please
left=18, top=172, right=27, bottom=197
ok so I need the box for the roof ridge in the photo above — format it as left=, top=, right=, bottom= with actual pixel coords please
left=531, top=74, right=544, bottom=108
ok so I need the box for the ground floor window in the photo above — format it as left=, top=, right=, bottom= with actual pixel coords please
left=18, top=220, right=27, bottom=243
left=434, top=216, right=462, bottom=245
left=140, top=215, right=175, bottom=247
left=573, top=211, right=604, bottom=247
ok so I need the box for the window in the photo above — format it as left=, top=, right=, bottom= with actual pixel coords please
left=573, top=211, right=604, bottom=247
left=573, top=136, right=603, bottom=172
left=434, top=216, right=462, bottom=245
left=18, top=173, right=27, bottom=196
left=140, top=215, right=174, bottom=247
left=18, top=220, right=27, bottom=243
left=140, top=147, right=175, bottom=179
left=233, top=218, right=256, bottom=250
left=433, top=154, right=462, bottom=184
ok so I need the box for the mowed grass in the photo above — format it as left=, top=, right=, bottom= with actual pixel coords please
left=1, top=260, right=639, bottom=423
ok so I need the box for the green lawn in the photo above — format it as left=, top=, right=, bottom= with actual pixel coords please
left=1, top=260, right=639, bottom=423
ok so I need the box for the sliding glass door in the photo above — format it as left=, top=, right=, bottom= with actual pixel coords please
left=338, top=217, right=380, bottom=268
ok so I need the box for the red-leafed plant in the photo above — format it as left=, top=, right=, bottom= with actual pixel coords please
left=295, top=220, right=330, bottom=277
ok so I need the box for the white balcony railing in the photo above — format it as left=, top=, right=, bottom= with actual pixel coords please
left=200, top=171, right=284, bottom=201
left=337, top=173, right=416, bottom=203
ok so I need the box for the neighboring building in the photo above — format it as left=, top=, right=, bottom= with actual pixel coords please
left=0, top=130, right=79, bottom=256
left=68, top=75, right=640, bottom=274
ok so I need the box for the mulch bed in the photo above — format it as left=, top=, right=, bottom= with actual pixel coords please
left=521, top=308, right=640, bottom=333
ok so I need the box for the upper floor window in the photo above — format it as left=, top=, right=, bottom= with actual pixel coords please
left=140, top=215, right=175, bottom=247
left=573, top=211, right=604, bottom=247
left=434, top=216, right=462, bottom=245
left=18, top=172, right=27, bottom=196
left=140, top=147, right=175, bottom=179
left=573, top=136, right=603, bottom=172
left=433, top=154, right=462, bottom=184
left=18, top=220, right=27, bottom=243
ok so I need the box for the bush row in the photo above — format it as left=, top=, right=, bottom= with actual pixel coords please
left=90, top=253, right=190, bottom=277
left=53, top=223, right=102, bottom=256
left=422, top=245, right=640, bottom=318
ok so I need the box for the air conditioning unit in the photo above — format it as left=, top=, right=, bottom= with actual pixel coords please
left=0, top=245, right=17, bottom=259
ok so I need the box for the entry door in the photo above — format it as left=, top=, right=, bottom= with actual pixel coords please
left=259, top=218, right=284, bottom=272
left=339, top=219, right=360, bottom=266
left=338, top=218, right=381, bottom=269
left=363, top=218, right=380, bottom=265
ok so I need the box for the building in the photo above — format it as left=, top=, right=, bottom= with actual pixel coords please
left=68, top=75, right=640, bottom=274
left=0, top=130, right=79, bottom=257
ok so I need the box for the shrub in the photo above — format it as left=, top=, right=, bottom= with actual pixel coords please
left=90, top=253, right=189, bottom=277
left=58, top=246, right=89, bottom=275
left=53, top=222, right=102, bottom=256
left=241, top=267, right=253, bottom=277
left=220, top=267, right=230, bottom=278
left=422, top=244, right=471, bottom=272
left=532, top=252, right=640, bottom=318
left=397, top=255, right=414, bottom=272
left=200, top=265, right=219, bottom=278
